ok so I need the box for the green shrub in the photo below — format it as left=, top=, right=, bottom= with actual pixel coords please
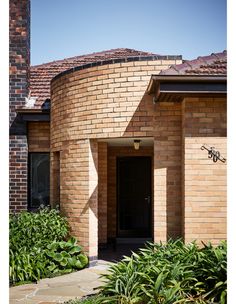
left=46, top=237, right=88, bottom=274
left=98, top=240, right=227, bottom=304
left=10, top=207, right=68, bottom=251
left=10, top=207, right=88, bottom=284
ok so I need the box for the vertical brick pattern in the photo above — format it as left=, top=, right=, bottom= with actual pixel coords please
left=107, top=146, right=153, bottom=239
left=9, top=0, right=30, bottom=211
left=98, top=142, right=108, bottom=245
left=183, top=98, right=227, bottom=245
left=153, top=102, right=182, bottom=241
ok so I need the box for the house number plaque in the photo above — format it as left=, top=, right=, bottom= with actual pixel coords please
left=201, top=145, right=226, bottom=163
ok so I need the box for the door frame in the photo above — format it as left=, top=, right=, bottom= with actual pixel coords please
left=116, top=156, right=152, bottom=238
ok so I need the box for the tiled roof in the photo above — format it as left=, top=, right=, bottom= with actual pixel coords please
left=30, top=48, right=159, bottom=108
left=160, top=50, right=227, bottom=76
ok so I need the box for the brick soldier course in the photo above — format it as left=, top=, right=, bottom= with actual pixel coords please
left=9, top=0, right=227, bottom=262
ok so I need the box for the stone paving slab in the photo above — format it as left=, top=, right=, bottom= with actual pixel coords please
left=9, top=260, right=110, bottom=304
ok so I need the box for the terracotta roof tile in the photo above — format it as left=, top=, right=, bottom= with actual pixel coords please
left=160, top=50, right=227, bottom=76
left=29, top=48, right=158, bottom=108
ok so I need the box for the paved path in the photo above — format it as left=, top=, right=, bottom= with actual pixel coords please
left=10, top=260, right=110, bottom=304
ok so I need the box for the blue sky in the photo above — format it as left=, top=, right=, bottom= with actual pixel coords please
left=32, top=0, right=226, bottom=65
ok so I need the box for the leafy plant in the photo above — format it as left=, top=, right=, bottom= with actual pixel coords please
left=9, top=207, right=88, bottom=284
left=98, top=239, right=227, bottom=304
left=10, top=207, right=68, bottom=251
left=46, top=237, right=88, bottom=274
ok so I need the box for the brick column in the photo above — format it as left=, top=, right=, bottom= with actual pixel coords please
left=59, top=139, right=98, bottom=261
left=88, top=140, right=98, bottom=260
left=153, top=102, right=182, bottom=242
left=153, top=139, right=167, bottom=242
left=98, top=142, right=108, bottom=246
left=9, top=0, right=30, bottom=211
left=50, top=151, right=60, bottom=208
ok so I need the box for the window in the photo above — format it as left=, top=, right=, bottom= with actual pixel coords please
left=28, top=153, right=50, bottom=209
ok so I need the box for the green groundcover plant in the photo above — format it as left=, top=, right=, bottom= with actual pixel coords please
left=65, top=240, right=227, bottom=304
left=10, top=207, right=88, bottom=285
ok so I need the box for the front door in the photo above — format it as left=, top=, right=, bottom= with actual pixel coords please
left=117, top=157, right=152, bottom=237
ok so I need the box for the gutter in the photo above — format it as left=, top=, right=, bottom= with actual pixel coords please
left=147, top=75, right=227, bottom=102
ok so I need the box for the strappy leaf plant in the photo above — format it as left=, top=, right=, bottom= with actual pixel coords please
left=97, top=239, right=227, bottom=304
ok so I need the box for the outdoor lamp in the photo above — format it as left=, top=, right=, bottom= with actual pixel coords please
left=134, top=139, right=141, bottom=150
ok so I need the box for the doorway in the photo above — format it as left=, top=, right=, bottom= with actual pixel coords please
left=117, top=157, right=152, bottom=238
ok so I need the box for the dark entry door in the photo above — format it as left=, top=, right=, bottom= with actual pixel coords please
left=117, top=157, right=152, bottom=237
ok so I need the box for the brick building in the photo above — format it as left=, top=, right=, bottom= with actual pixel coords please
left=10, top=0, right=226, bottom=262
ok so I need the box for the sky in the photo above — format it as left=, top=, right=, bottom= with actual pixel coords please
left=31, top=0, right=226, bottom=66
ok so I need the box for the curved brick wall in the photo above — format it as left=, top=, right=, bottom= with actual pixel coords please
left=50, top=56, right=182, bottom=258
left=51, top=57, right=181, bottom=148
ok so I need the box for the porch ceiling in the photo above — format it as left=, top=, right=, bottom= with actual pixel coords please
left=98, top=137, right=154, bottom=147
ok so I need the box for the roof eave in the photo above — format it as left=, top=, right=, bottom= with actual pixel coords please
left=147, top=75, right=227, bottom=101
left=16, top=108, right=50, bottom=114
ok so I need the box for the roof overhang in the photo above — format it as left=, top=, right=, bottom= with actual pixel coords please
left=15, top=108, right=50, bottom=121
left=147, top=75, right=227, bottom=102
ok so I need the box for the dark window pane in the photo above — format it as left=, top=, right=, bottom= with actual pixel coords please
left=29, top=153, right=50, bottom=209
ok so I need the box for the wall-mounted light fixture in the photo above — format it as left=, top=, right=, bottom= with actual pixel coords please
left=134, top=139, right=141, bottom=150
left=153, top=96, right=158, bottom=104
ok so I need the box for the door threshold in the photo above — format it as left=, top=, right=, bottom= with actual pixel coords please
left=116, top=237, right=152, bottom=244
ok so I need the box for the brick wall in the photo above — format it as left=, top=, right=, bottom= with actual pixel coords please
left=50, top=55, right=226, bottom=255
left=9, top=136, right=28, bottom=211
left=50, top=151, right=60, bottom=208
left=9, top=0, right=30, bottom=211
left=50, top=59, right=181, bottom=146
left=28, top=122, right=50, bottom=152
left=98, top=142, right=108, bottom=245
left=183, top=97, right=227, bottom=245
left=52, top=139, right=99, bottom=260
left=50, top=58, right=183, bottom=255
left=153, top=101, right=182, bottom=242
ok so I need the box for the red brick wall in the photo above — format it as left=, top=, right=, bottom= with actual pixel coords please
left=9, top=136, right=28, bottom=211
left=9, top=0, right=30, bottom=211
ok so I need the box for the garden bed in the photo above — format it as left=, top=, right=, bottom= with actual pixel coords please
left=65, top=239, right=227, bottom=304
left=10, top=207, right=88, bottom=285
